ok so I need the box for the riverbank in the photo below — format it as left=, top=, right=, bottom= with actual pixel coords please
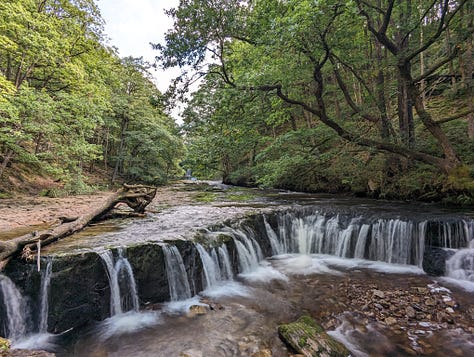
left=0, top=182, right=208, bottom=239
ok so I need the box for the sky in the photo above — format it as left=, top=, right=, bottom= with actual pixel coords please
left=96, top=0, right=180, bottom=94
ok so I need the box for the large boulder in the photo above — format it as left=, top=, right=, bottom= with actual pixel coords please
left=422, top=246, right=455, bottom=276
left=278, top=316, right=350, bottom=357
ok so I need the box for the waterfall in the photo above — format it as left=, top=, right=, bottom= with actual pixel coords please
left=38, top=258, right=53, bottom=333
left=218, top=245, right=233, bottom=280
left=261, top=211, right=472, bottom=267
left=162, top=245, right=192, bottom=301
left=335, top=219, right=357, bottom=258
left=195, top=244, right=221, bottom=289
left=194, top=242, right=235, bottom=290
left=263, top=216, right=283, bottom=255
left=445, top=240, right=474, bottom=282
left=231, top=233, right=261, bottom=273
left=0, top=275, right=27, bottom=341
left=98, top=249, right=139, bottom=315
left=354, top=224, right=370, bottom=259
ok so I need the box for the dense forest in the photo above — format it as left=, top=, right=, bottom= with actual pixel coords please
left=0, top=0, right=183, bottom=195
left=1, top=0, right=473, bottom=204
left=158, top=0, right=474, bottom=203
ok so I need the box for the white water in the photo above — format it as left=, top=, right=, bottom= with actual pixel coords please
left=229, top=228, right=262, bottom=273
left=0, top=264, right=57, bottom=351
left=445, top=239, right=474, bottom=282
left=263, top=216, right=283, bottom=255
left=195, top=244, right=221, bottom=289
left=217, top=245, right=233, bottom=280
left=98, top=249, right=139, bottom=316
left=0, top=274, right=27, bottom=341
left=38, top=258, right=53, bottom=332
left=262, top=212, right=474, bottom=268
left=97, top=311, right=161, bottom=340
left=162, top=245, right=192, bottom=301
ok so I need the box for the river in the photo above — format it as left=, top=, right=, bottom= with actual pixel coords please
left=1, top=182, right=473, bottom=356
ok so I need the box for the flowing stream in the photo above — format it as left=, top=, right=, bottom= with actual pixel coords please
left=99, top=249, right=139, bottom=315
left=1, top=193, right=473, bottom=356
left=38, top=258, right=53, bottom=333
left=0, top=274, right=27, bottom=341
left=162, top=245, right=192, bottom=301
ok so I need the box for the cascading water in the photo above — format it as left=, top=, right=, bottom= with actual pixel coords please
left=0, top=275, right=27, bottom=341
left=217, top=245, right=233, bottom=280
left=445, top=240, right=474, bottom=282
left=262, top=211, right=473, bottom=269
left=195, top=244, right=221, bottom=289
left=38, top=258, right=53, bottom=332
left=263, top=216, right=283, bottom=255
left=162, top=245, right=192, bottom=301
left=194, top=242, right=235, bottom=290
left=98, top=249, right=139, bottom=315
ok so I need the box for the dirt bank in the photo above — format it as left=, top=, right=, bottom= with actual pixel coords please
left=0, top=183, right=200, bottom=239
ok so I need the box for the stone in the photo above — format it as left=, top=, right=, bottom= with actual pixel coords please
left=8, top=350, right=56, bottom=357
left=0, top=338, right=10, bottom=352
left=278, top=316, right=349, bottom=357
left=405, top=306, right=416, bottom=318
left=187, top=305, right=209, bottom=317
left=250, top=349, right=272, bottom=357
left=424, top=298, right=436, bottom=306
left=179, top=349, right=203, bottom=357
left=445, top=307, right=455, bottom=314
left=422, top=247, right=455, bottom=276
left=372, top=289, right=385, bottom=299
left=384, top=317, right=397, bottom=326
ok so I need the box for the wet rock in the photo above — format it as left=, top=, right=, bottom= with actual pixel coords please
left=424, top=298, right=436, bottom=306
left=372, top=289, right=385, bottom=299
left=250, top=349, right=272, bottom=357
left=187, top=305, right=209, bottom=317
left=8, top=350, right=55, bottom=357
left=384, top=317, right=397, bottom=326
left=405, top=306, right=416, bottom=319
left=179, top=349, right=203, bottom=357
left=278, top=316, right=349, bottom=357
left=422, top=246, right=455, bottom=276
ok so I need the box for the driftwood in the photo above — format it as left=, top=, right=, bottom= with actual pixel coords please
left=0, top=184, right=157, bottom=265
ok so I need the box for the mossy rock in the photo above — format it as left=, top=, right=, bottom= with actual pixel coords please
left=0, top=337, right=10, bottom=351
left=278, top=316, right=349, bottom=357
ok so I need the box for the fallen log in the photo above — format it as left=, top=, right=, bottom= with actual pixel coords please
left=0, top=184, right=157, bottom=265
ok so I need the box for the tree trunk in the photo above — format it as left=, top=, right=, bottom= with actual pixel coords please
left=396, top=0, right=415, bottom=147
left=0, top=149, right=15, bottom=178
left=398, top=62, right=461, bottom=169
left=464, top=7, right=474, bottom=139
left=0, top=184, right=157, bottom=266
left=112, top=116, right=129, bottom=183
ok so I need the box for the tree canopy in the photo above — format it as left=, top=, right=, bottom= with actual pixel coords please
left=0, top=0, right=184, bottom=193
left=157, top=0, right=474, bottom=202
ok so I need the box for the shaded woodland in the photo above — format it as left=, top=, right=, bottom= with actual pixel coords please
left=158, top=0, right=474, bottom=203
left=0, top=0, right=183, bottom=195
left=1, top=0, right=473, bottom=204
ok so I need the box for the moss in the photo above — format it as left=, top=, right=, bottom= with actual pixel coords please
left=278, top=316, right=349, bottom=357
left=0, top=337, right=10, bottom=351
left=446, top=165, right=474, bottom=191
left=193, top=192, right=218, bottom=202
left=224, top=193, right=256, bottom=201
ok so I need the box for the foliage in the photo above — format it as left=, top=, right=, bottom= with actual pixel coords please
left=158, top=0, right=474, bottom=201
left=0, top=0, right=184, bottom=190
